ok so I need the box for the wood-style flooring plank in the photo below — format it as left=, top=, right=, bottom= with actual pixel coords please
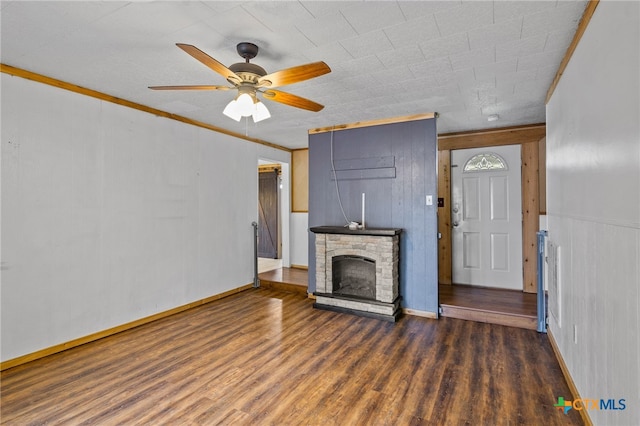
left=439, top=283, right=537, bottom=316
left=1, top=288, right=582, bottom=425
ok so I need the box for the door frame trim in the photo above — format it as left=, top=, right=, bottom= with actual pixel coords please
left=437, top=124, right=545, bottom=293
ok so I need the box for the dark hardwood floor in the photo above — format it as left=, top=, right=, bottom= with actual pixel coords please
left=1, top=288, right=581, bottom=425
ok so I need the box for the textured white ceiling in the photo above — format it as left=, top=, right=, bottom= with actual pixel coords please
left=1, top=1, right=588, bottom=149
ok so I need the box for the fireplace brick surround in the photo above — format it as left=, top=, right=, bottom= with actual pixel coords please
left=311, top=226, right=402, bottom=321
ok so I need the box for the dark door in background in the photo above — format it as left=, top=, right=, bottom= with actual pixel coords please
left=258, top=170, right=278, bottom=258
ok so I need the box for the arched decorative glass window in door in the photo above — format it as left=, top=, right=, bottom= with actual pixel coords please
left=463, top=152, right=508, bottom=172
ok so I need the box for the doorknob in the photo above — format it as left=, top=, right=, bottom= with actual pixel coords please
left=452, top=221, right=459, bottom=227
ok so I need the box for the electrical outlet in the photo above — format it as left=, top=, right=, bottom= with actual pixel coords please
left=426, top=195, right=433, bottom=206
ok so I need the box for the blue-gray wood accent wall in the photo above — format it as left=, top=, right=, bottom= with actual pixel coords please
left=308, top=118, right=439, bottom=314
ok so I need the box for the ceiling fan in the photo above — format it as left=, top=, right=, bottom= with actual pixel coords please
left=149, top=42, right=331, bottom=122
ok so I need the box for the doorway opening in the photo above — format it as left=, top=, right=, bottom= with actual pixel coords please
left=436, top=125, right=545, bottom=329
left=451, top=145, right=523, bottom=290
left=257, top=159, right=289, bottom=274
left=443, top=145, right=534, bottom=329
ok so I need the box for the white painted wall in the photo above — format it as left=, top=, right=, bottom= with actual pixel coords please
left=290, top=212, right=308, bottom=267
left=546, top=2, right=639, bottom=424
left=1, top=74, right=289, bottom=362
left=279, top=162, right=291, bottom=267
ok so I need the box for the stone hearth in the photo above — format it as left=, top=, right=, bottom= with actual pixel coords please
left=311, top=226, right=401, bottom=322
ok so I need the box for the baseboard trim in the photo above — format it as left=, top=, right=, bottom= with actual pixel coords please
left=402, top=308, right=438, bottom=319
left=290, top=264, right=308, bottom=270
left=0, top=283, right=254, bottom=371
left=548, top=329, right=593, bottom=426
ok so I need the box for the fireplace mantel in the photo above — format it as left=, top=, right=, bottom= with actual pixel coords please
left=310, top=226, right=402, bottom=237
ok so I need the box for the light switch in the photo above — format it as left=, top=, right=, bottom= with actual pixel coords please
left=426, top=195, right=433, bottom=206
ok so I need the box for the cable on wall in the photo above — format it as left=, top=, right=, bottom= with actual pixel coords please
left=330, top=128, right=350, bottom=226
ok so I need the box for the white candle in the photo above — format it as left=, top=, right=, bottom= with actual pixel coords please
left=361, top=192, right=365, bottom=229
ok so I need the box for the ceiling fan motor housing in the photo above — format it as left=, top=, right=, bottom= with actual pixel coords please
left=236, top=42, right=259, bottom=60
left=229, top=62, right=267, bottom=84
left=229, top=42, right=267, bottom=85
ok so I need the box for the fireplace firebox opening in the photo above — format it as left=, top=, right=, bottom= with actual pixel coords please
left=332, top=255, right=376, bottom=300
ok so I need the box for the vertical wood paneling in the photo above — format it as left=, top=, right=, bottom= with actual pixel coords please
left=438, top=150, right=452, bottom=284
left=521, top=142, right=539, bottom=293
left=394, top=127, right=413, bottom=305
left=538, top=137, right=547, bottom=214
left=423, top=122, right=440, bottom=310
left=307, top=133, right=330, bottom=291
left=291, top=149, right=309, bottom=212
left=308, top=119, right=438, bottom=313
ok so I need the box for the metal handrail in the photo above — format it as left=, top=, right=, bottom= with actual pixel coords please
left=252, top=222, right=260, bottom=288
left=537, top=230, right=548, bottom=333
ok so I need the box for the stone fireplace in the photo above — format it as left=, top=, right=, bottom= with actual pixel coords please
left=311, top=226, right=401, bottom=321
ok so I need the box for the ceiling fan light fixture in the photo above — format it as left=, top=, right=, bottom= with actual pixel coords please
left=252, top=101, right=271, bottom=123
left=236, top=93, right=254, bottom=116
left=223, top=92, right=270, bottom=123
left=223, top=92, right=254, bottom=121
left=223, top=99, right=242, bottom=121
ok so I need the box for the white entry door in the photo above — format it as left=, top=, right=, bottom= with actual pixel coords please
left=451, top=145, right=522, bottom=290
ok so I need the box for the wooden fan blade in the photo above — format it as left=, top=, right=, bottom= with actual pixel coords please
left=176, top=43, right=242, bottom=84
left=257, top=62, right=330, bottom=88
left=148, top=85, right=232, bottom=91
left=261, top=89, right=324, bottom=112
